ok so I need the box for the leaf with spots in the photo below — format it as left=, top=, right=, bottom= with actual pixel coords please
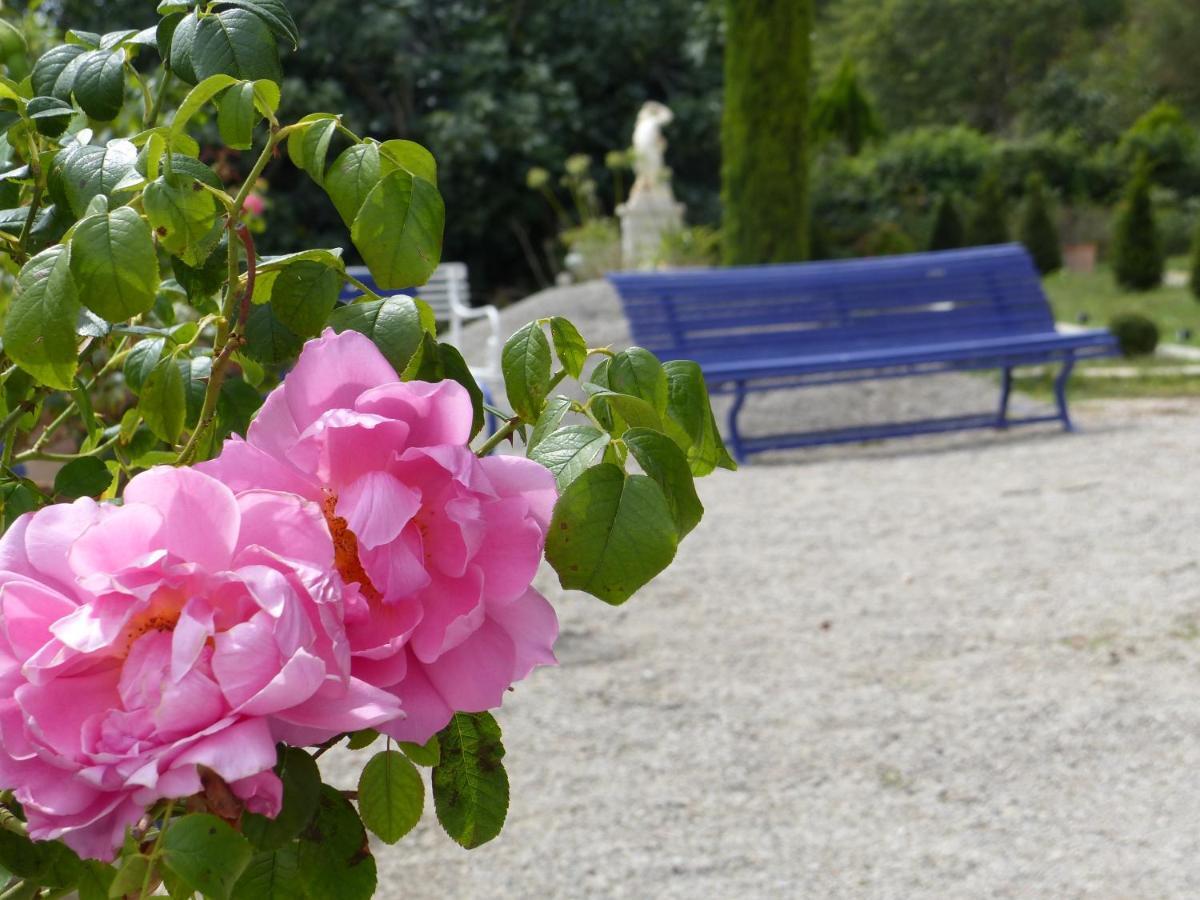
left=296, top=785, right=376, bottom=900
left=432, top=712, right=509, bottom=849
left=161, top=813, right=253, bottom=900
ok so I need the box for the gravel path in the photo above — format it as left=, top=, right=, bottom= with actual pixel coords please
left=323, top=283, right=1200, bottom=898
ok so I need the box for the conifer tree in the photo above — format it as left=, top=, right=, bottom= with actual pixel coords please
left=928, top=194, right=965, bottom=251
left=966, top=169, right=1010, bottom=246
left=1111, top=162, right=1164, bottom=291
left=1018, top=173, right=1063, bottom=274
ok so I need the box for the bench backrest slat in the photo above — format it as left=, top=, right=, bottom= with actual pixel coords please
left=607, top=245, right=1057, bottom=359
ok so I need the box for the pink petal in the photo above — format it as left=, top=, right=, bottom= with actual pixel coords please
left=421, top=618, right=516, bottom=712
left=211, top=616, right=281, bottom=708
left=273, top=675, right=402, bottom=735
left=198, top=437, right=317, bottom=499
left=24, top=498, right=101, bottom=585
left=171, top=597, right=214, bottom=683
left=409, top=568, right=486, bottom=664
left=233, top=649, right=326, bottom=716
left=246, top=383, right=302, bottom=459
left=67, top=503, right=163, bottom=577
left=291, top=409, right=411, bottom=488
left=489, top=587, right=559, bottom=679
left=473, top=497, right=545, bottom=604
left=234, top=490, right=332, bottom=568
left=1, top=579, right=77, bottom=659
left=15, top=665, right=121, bottom=759
left=168, top=718, right=278, bottom=784
left=479, top=454, right=558, bottom=530
left=122, top=468, right=240, bottom=571
left=354, top=379, right=474, bottom=447
left=0, top=513, right=33, bottom=575
left=231, top=770, right=283, bottom=817
left=378, top=652, right=453, bottom=744
left=361, top=531, right=431, bottom=600
left=282, top=329, right=399, bottom=432
left=337, top=471, right=421, bottom=550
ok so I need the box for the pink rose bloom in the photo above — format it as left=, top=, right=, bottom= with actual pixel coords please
left=200, top=328, right=559, bottom=743
left=0, top=467, right=400, bottom=860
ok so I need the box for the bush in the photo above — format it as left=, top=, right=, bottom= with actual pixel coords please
left=856, top=221, right=917, bottom=257
left=657, top=226, right=722, bottom=267
left=1108, top=313, right=1160, bottom=357
left=966, top=169, right=1010, bottom=245
left=1118, top=101, right=1200, bottom=193
left=1190, top=219, right=1200, bottom=300
left=1018, top=173, right=1062, bottom=274
left=928, top=194, right=964, bottom=251
left=1111, top=164, right=1165, bottom=291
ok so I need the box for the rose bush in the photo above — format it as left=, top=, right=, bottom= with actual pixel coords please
left=0, top=0, right=734, bottom=896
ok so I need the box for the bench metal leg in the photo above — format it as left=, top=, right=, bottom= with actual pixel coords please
left=996, top=366, right=1013, bottom=428
left=1053, top=358, right=1076, bottom=431
left=727, top=382, right=748, bottom=463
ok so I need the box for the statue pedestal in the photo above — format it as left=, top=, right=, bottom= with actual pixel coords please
left=618, top=186, right=685, bottom=270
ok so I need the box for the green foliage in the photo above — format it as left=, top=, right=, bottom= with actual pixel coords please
left=857, top=221, right=916, bottom=257
left=161, top=814, right=253, bottom=900
left=928, top=194, right=964, bottom=251
left=1118, top=101, right=1200, bottom=192
left=1111, top=164, right=1164, bottom=290
left=812, top=57, right=883, bottom=156
left=721, top=0, right=811, bottom=264
left=966, top=169, right=1010, bottom=246
left=1108, top=312, right=1160, bottom=356
left=432, top=713, right=510, bottom=849
left=358, top=750, right=424, bottom=845
left=1018, top=173, right=1063, bottom=274
left=1190, top=219, right=1200, bottom=301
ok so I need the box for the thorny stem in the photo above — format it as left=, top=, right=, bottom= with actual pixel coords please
left=15, top=135, right=43, bottom=263
left=475, top=370, right=567, bottom=456
left=311, top=733, right=350, bottom=760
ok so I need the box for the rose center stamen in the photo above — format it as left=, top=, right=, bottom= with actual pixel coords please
left=322, top=491, right=382, bottom=601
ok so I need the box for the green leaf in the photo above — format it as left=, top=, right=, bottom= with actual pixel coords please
left=218, top=81, right=257, bottom=149
left=324, top=143, right=380, bottom=227
left=142, top=174, right=222, bottom=267
left=287, top=115, right=337, bottom=184
left=328, top=294, right=433, bottom=374
left=54, top=456, right=111, bottom=499
left=167, top=10, right=200, bottom=83
left=662, top=360, right=736, bottom=475
left=124, top=337, right=165, bottom=392
left=243, top=302, right=302, bottom=364
left=242, top=747, right=321, bottom=852
left=502, top=321, right=552, bottom=422
left=2, top=482, right=40, bottom=531
left=346, top=729, right=380, bottom=751
left=26, top=96, right=73, bottom=138
left=171, top=235, right=229, bottom=303
left=192, top=8, right=282, bottom=83
left=269, top=260, right=340, bottom=338
left=399, top=736, right=440, bottom=767
left=548, top=316, right=587, bottom=379
left=172, top=73, right=238, bottom=135
left=161, top=813, right=253, bottom=900
left=424, top=341, right=486, bottom=439
left=140, top=353, right=188, bottom=442
left=77, top=859, right=117, bottom=900
left=4, top=245, right=80, bottom=390
left=350, top=169, right=444, bottom=290
left=215, top=0, right=300, bottom=50
left=72, top=50, right=125, bottom=121
left=296, top=786, right=376, bottom=900
left=545, top=464, right=678, bottom=604
left=251, top=79, right=280, bottom=118
left=433, top=712, right=509, bottom=849
left=56, top=139, right=140, bottom=218
left=358, top=750, right=424, bottom=845
left=377, top=139, right=437, bottom=185
left=583, top=385, right=663, bottom=433
left=609, top=347, right=668, bottom=413
left=528, top=395, right=571, bottom=452
left=107, top=854, right=151, bottom=898
left=231, top=848, right=301, bottom=900
left=217, top=374, right=262, bottom=436
left=31, top=44, right=87, bottom=100
left=184, top=355, right=211, bottom=425
left=529, top=424, right=609, bottom=490
left=70, top=206, right=159, bottom=322
left=100, top=29, right=140, bottom=50
left=256, top=247, right=343, bottom=273
left=623, top=427, right=704, bottom=537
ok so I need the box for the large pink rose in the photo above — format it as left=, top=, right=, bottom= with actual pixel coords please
left=0, top=467, right=400, bottom=860
left=200, top=328, right=559, bottom=743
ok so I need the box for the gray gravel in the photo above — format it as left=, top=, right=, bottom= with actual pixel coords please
left=323, top=283, right=1200, bottom=898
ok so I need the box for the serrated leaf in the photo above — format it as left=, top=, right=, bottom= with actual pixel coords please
left=124, top=337, right=165, bottom=392
left=77, top=859, right=117, bottom=900
left=358, top=750, right=424, bottom=845
left=256, top=247, right=343, bottom=273
left=296, top=786, right=376, bottom=900
left=143, top=174, right=221, bottom=266
left=609, top=347, right=668, bottom=413
left=56, top=139, right=140, bottom=219
left=161, top=813, right=252, bottom=900
left=54, top=456, right=111, bottom=499
left=230, top=847, right=300, bottom=900
left=242, top=747, right=320, bottom=852
left=215, top=0, right=300, bottom=50
left=107, top=854, right=151, bottom=898
left=172, top=73, right=238, bottom=135
left=528, top=395, right=571, bottom=452
left=66, top=30, right=101, bottom=48
left=140, top=353, right=188, bottom=442
left=101, top=29, right=140, bottom=50
left=167, top=10, right=200, bottom=84
left=399, top=736, right=440, bottom=767
left=325, top=142, right=380, bottom=226
left=251, top=78, right=280, bottom=117
left=269, top=260, right=340, bottom=338
left=502, top=321, right=551, bottom=422
left=623, top=427, right=704, bottom=537
left=243, top=302, right=302, bottom=364
left=328, top=294, right=433, bottom=374
left=287, top=115, right=337, bottom=185
left=433, top=712, right=508, bottom=849
left=70, top=206, right=159, bottom=321
left=583, top=385, right=663, bottom=433
left=548, top=316, right=587, bottom=378
left=26, top=96, right=73, bottom=138
left=662, top=360, right=736, bottom=475
left=545, top=464, right=677, bottom=604
left=31, top=44, right=87, bottom=99
left=193, top=8, right=282, bottom=83
left=4, top=245, right=80, bottom=389
left=346, top=729, right=380, bottom=751
left=377, top=139, right=437, bottom=185
left=530, top=424, right=609, bottom=490
left=218, top=81, right=257, bottom=149
left=73, top=50, right=125, bottom=121
left=351, top=168, right=444, bottom=290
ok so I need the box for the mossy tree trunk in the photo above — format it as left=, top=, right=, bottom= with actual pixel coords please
left=721, top=0, right=811, bottom=265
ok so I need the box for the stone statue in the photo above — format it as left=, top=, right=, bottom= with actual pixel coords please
left=619, top=101, right=686, bottom=268
left=630, top=101, right=674, bottom=197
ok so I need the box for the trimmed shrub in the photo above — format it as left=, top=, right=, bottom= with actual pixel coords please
left=812, top=57, right=884, bottom=156
left=928, top=194, right=964, bottom=251
left=1018, top=173, right=1062, bottom=274
left=1190, top=219, right=1200, bottom=301
left=966, top=169, right=1010, bottom=246
left=721, top=0, right=812, bottom=265
left=1111, top=164, right=1164, bottom=291
left=1108, top=313, right=1160, bottom=357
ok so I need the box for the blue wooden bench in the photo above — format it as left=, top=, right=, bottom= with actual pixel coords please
left=606, top=245, right=1118, bottom=460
